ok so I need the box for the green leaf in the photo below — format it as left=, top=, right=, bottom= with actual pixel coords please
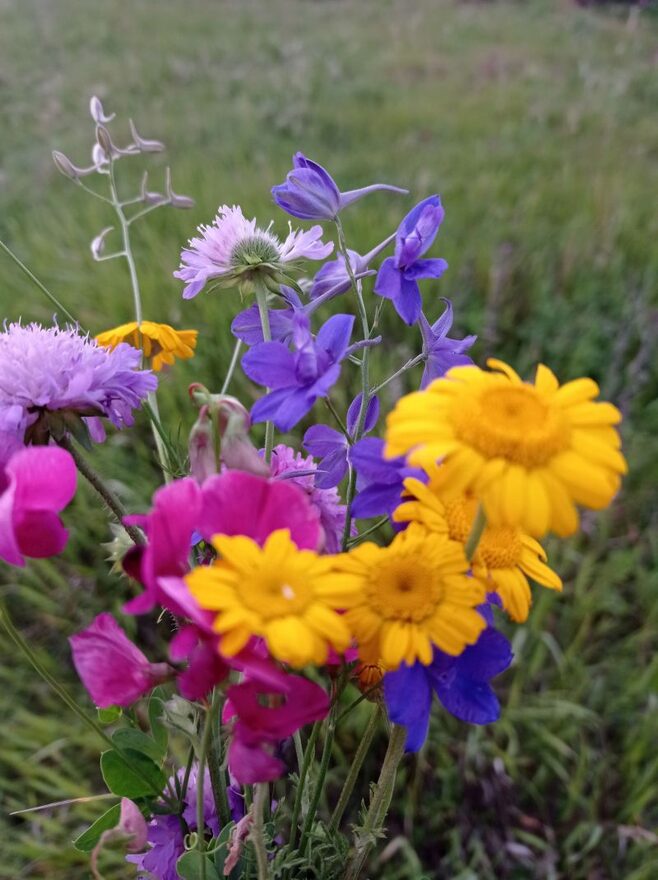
left=73, top=803, right=121, bottom=852
left=149, top=688, right=169, bottom=753
left=112, top=727, right=164, bottom=762
left=97, top=705, right=122, bottom=725
left=176, top=850, right=221, bottom=880
left=101, top=748, right=166, bottom=799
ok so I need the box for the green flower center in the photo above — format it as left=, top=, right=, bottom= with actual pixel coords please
left=230, top=234, right=280, bottom=268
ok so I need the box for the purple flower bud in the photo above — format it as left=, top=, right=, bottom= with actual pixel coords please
left=89, top=96, right=115, bottom=124
left=272, top=152, right=407, bottom=221
left=164, top=167, right=195, bottom=209
left=90, top=226, right=114, bottom=261
left=128, top=119, right=165, bottom=153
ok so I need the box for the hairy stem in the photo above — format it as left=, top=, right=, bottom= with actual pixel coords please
left=195, top=699, right=215, bottom=880
left=287, top=722, right=320, bottom=853
left=254, top=281, right=275, bottom=464
left=329, top=704, right=381, bottom=832
left=58, top=436, right=144, bottom=545
left=344, top=722, right=407, bottom=880
left=251, top=782, right=271, bottom=880
left=207, top=689, right=231, bottom=830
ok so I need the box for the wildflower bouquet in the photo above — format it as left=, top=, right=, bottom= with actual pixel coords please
left=0, top=98, right=626, bottom=880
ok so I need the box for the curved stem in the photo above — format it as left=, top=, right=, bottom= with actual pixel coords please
left=465, top=504, right=487, bottom=561
left=344, top=723, right=407, bottom=880
left=329, top=704, right=381, bottom=832
left=0, top=238, right=79, bottom=326
left=254, top=281, right=275, bottom=464
left=251, top=782, right=271, bottom=880
left=58, top=436, right=144, bottom=545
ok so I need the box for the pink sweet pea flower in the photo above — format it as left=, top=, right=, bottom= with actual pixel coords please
left=69, top=613, right=172, bottom=707
left=0, top=446, right=77, bottom=567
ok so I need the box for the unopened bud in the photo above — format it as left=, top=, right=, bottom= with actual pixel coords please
left=92, top=143, right=108, bottom=168
left=354, top=661, right=385, bottom=698
left=221, top=408, right=270, bottom=477
left=188, top=405, right=217, bottom=485
left=89, top=95, right=115, bottom=124
left=129, top=119, right=165, bottom=152
left=90, top=226, right=114, bottom=260
left=52, top=150, right=79, bottom=180
left=118, top=799, right=148, bottom=852
left=95, top=124, right=113, bottom=156
left=165, top=167, right=195, bottom=209
left=140, top=171, right=165, bottom=206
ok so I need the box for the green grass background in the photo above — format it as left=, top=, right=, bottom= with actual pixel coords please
left=1, top=0, right=657, bottom=877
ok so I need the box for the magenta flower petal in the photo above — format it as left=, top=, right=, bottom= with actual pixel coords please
left=199, top=470, right=321, bottom=550
left=0, top=446, right=76, bottom=567
left=70, top=613, right=171, bottom=707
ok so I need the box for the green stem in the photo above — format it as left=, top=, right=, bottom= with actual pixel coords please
left=195, top=699, right=215, bottom=880
left=370, top=353, right=425, bottom=396
left=207, top=690, right=231, bottom=830
left=347, top=516, right=389, bottom=547
left=220, top=338, right=243, bottom=395
left=329, top=704, right=381, bottom=832
left=147, top=392, right=172, bottom=483
left=298, top=713, right=336, bottom=858
left=0, top=599, right=174, bottom=805
left=0, top=238, right=79, bottom=326
left=251, top=782, right=271, bottom=880
left=254, top=281, right=275, bottom=463
left=465, top=504, right=487, bottom=561
left=287, top=722, right=320, bottom=852
left=344, top=723, right=407, bottom=880
left=58, top=436, right=144, bottom=545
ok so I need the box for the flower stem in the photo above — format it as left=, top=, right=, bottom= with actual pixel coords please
left=254, top=281, right=275, bottom=464
left=287, top=722, right=320, bottom=853
left=196, top=697, right=215, bottom=880
left=0, top=238, right=79, bottom=326
left=58, top=436, right=144, bottom=545
left=370, top=352, right=425, bottom=396
left=207, top=689, right=231, bottom=830
left=298, top=710, right=337, bottom=857
left=465, top=503, right=487, bottom=561
left=251, top=782, right=271, bottom=880
left=344, top=722, right=407, bottom=880
left=329, top=704, right=381, bottom=832
left=220, top=338, right=243, bottom=395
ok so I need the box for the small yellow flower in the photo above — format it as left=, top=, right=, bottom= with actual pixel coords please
left=385, top=359, right=627, bottom=538
left=96, top=321, right=198, bottom=372
left=332, top=524, right=486, bottom=670
left=186, top=529, right=359, bottom=668
left=394, top=463, right=562, bottom=623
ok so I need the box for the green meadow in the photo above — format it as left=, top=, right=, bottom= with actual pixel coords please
left=1, top=0, right=657, bottom=877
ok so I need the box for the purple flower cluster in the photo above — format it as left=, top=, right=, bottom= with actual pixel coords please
left=0, top=322, right=156, bottom=444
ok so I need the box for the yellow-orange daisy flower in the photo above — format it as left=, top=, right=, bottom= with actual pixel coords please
left=185, top=529, right=359, bottom=668
left=393, top=463, right=562, bottom=623
left=96, top=321, right=198, bottom=372
left=385, top=359, right=626, bottom=538
left=331, top=524, right=486, bottom=670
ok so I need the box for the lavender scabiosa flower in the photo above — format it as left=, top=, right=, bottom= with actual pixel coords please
left=0, top=323, right=157, bottom=445
left=127, top=763, right=219, bottom=880
left=270, top=444, right=352, bottom=553
left=174, top=204, right=333, bottom=299
left=374, top=195, right=448, bottom=325
left=419, top=299, right=476, bottom=388
left=271, top=153, right=407, bottom=221
left=242, top=312, right=354, bottom=432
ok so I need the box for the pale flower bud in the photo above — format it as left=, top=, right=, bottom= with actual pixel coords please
left=89, top=95, right=115, bottom=124
left=140, top=171, right=165, bottom=205
left=90, top=226, right=114, bottom=261
left=188, top=405, right=217, bottom=484
left=129, top=118, right=165, bottom=152
left=118, top=798, right=148, bottom=852
left=165, top=167, right=195, bottom=209
left=52, top=150, right=79, bottom=180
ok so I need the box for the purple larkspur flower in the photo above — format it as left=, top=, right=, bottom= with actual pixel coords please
left=349, top=437, right=423, bottom=519
left=419, top=299, right=476, bottom=388
left=309, top=233, right=395, bottom=300
left=384, top=603, right=513, bottom=751
left=302, top=394, right=379, bottom=489
left=174, top=204, right=333, bottom=299
left=271, top=152, right=407, bottom=221
left=127, top=764, right=219, bottom=880
left=374, top=195, right=448, bottom=325
left=0, top=323, right=156, bottom=445
left=270, top=444, right=352, bottom=553
left=242, top=313, right=354, bottom=432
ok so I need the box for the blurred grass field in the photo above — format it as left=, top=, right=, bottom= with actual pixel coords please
left=1, top=0, right=657, bottom=877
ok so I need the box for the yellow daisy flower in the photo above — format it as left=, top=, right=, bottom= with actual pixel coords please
left=185, top=529, right=359, bottom=668
left=96, top=321, right=198, bottom=372
left=332, top=524, right=486, bottom=670
left=385, top=359, right=627, bottom=538
left=393, top=463, right=562, bottom=623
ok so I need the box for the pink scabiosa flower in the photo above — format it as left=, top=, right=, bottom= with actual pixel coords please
left=69, top=613, right=173, bottom=707
left=0, top=322, right=157, bottom=445
left=270, top=444, right=352, bottom=553
left=174, top=204, right=333, bottom=299
left=0, top=445, right=77, bottom=566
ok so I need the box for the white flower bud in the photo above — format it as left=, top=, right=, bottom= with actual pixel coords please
left=90, top=226, right=114, bottom=260
left=89, top=96, right=115, bottom=124
left=128, top=119, right=165, bottom=152
left=165, top=167, right=195, bottom=209
left=52, top=150, right=79, bottom=180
